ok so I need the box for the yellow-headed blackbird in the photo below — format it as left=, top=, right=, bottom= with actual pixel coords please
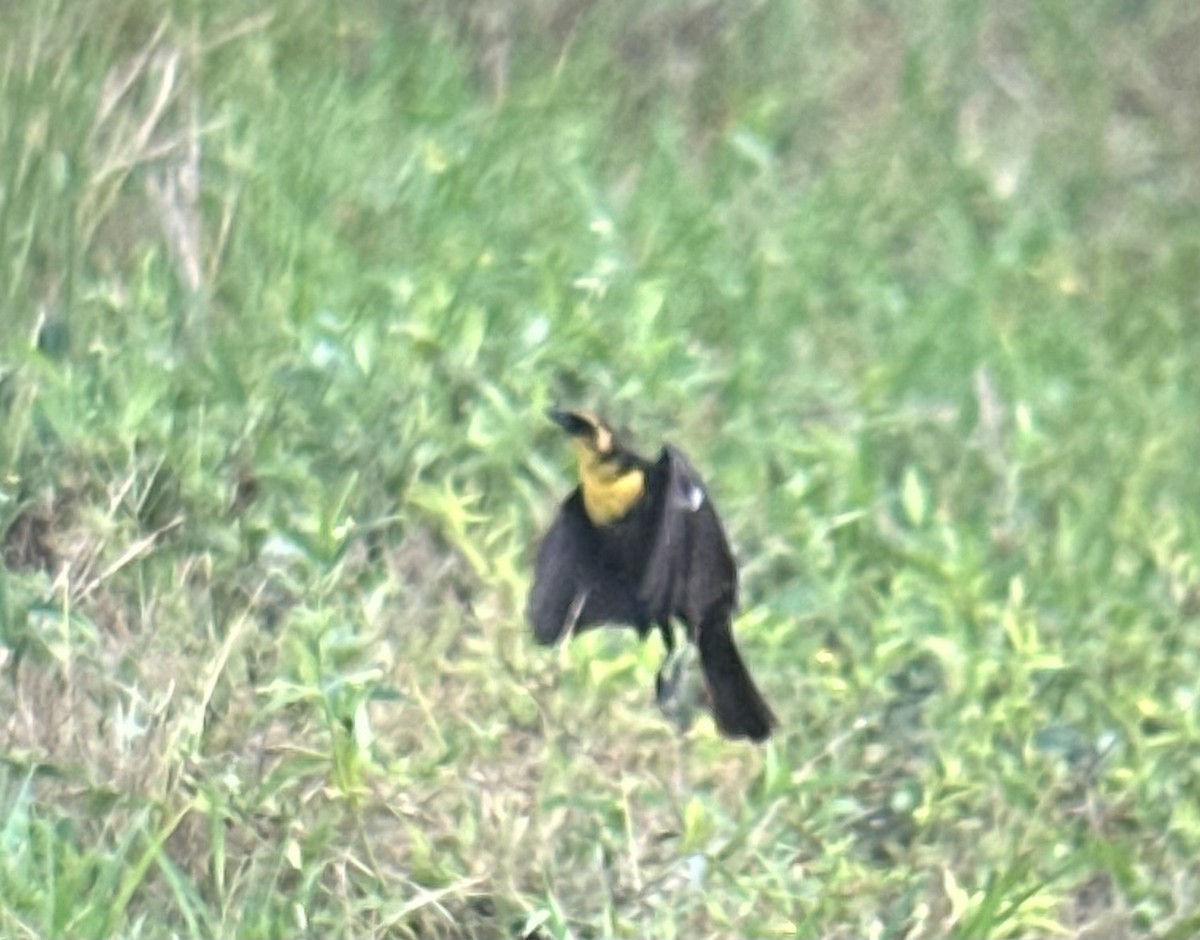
left=527, top=408, right=777, bottom=742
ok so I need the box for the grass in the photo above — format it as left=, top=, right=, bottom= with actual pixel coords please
left=2, top=0, right=1199, bottom=936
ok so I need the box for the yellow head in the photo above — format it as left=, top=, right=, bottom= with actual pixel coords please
left=548, top=408, right=646, bottom=525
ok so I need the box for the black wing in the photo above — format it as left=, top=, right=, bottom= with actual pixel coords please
left=526, top=489, right=644, bottom=645
left=642, top=446, right=777, bottom=741
left=639, top=444, right=737, bottom=628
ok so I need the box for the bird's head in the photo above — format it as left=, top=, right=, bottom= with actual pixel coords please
left=547, top=407, right=644, bottom=523
left=547, top=408, right=617, bottom=463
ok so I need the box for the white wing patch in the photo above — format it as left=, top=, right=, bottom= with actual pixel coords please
left=674, top=478, right=706, bottom=512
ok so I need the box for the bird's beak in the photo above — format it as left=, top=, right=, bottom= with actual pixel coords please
left=547, top=408, right=593, bottom=438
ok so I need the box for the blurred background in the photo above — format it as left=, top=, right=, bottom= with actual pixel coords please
left=1, top=1, right=1198, bottom=937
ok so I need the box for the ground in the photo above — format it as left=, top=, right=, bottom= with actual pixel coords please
left=2, top=1, right=1200, bottom=937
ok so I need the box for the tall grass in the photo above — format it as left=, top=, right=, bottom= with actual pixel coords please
left=2, top=1, right=1199, bottom=936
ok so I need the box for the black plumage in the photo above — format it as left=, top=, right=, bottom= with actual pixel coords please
left=528, top=415, right=777, bottom=742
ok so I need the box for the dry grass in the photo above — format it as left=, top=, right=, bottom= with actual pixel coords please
left=3, top=1, right=1200, bottom=937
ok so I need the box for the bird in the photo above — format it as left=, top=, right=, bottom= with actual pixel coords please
left=527, top=407, right=777, bottom=742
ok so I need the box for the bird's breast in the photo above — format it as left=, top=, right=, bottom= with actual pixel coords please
left=580, top=467, right=646, bottom=525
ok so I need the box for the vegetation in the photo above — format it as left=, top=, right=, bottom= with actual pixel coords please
left=2, top=0, right=1198, bottom=936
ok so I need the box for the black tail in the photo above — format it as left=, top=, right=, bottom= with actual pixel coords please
left=696, top=610, right=777, bottom=742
